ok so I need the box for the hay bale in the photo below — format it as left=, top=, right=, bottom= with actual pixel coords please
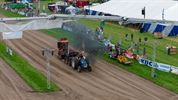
left=166, top=46, right=177, bottom=55
left=154, top=32, right=163, bottom=39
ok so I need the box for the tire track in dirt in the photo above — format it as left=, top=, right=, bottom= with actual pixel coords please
left=10, top=32, right=133, bottom=100
left=22, top=31, right=142, bottom=98
left=27, top=30, right=178, bottom=100
left=22, top=31, right=151, bottom=99
left=7, top=38, right=86, bottom=100
left=0, top=59, right=28, bottom=100
left=5, top=30, right=178, bottom=100
left=8, top=36, right=104, bottom=100
left=24, top=33, right=139, bottom=97
left=26, top=31, right=178, bottom=99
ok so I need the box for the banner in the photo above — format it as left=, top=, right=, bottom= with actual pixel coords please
left=157, top=63, right=171, bottom=72
left=0, top=19, right=63, bottom=32
left=171, top=66, right=178, bottom=75
left=3, top=31, right=23, bottom=40
left=139, top=57, right=157, bottom=68
left=138, top=57, right=177, bottom=73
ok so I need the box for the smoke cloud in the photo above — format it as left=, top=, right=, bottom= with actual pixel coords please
left=62, top=22, right=106, bottom=64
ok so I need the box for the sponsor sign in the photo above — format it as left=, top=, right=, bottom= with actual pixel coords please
left=157, top=63, right=171, bottom=72
left=139, top=57, right=177, bottom=73
left=3, top=31, right=23, bottom=40
left=139, top=57, right=157, bottom=68
left=171, top=66, right=178, bottom=75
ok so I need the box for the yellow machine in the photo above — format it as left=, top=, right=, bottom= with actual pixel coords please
left=117, top=55, right=131, bottom=65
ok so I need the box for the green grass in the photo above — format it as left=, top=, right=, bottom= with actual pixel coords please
left=79, top=19, right=178, bottom=67
left=0, top=8, right=59, bottom=92
left=0, top=8, right=25, bottom=17
left=0, top=42, right=59, bottom=92
left=41, top=21, right=178, bottom=94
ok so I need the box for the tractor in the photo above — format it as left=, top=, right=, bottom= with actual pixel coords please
left=57, top=38, right=92, bottom=72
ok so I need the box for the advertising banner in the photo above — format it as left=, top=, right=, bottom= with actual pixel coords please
left=3, top=31, right=23, bottom=40
left=138, top=57, right=177, bottom=73
left=171, top=66, right=178, bottom=75
left=139, top=57, right=157, bottom=68
left=157, top=63, right=171, bottom=72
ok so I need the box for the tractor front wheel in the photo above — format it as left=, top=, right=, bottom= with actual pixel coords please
left=77, top=66, right=81, bottom=73
left=71, top=58, right=76, bottom=69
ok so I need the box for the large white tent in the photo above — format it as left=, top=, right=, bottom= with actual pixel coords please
left=88, top=0, right=178, bottom=22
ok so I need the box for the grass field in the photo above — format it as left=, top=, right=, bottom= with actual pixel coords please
left=0, top=8, right=59, bottom=92
left=0, top=8, right=25, bottom=17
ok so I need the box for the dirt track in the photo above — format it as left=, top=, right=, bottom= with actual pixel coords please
left=0, top=30, right=175, bottom=100
left=0, top=58, right=71, bottom=100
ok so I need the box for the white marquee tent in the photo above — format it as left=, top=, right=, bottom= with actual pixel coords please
left=85, top=0, right=178, bottom=36
left=88, top=0, right=178, bottom=22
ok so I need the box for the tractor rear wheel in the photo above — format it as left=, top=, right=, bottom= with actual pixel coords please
left=88, top=66, right=92, bottom=72
left=71, top=58, right=76, bottom=69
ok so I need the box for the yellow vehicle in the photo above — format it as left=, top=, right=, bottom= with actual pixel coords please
left=117, top=55, right=131, bottom=65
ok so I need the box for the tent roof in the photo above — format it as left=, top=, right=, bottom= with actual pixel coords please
left=89, top=0, right=178, bottom=22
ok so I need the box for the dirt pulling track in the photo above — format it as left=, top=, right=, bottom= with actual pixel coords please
left=0, top=30, right=176, bottom=100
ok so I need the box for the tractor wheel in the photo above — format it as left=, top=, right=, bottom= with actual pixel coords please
left=58, top=54, right=62, bottom=60
left=88, top=66, right=92, bottom=72
left=77, top=66, right=81, bottom=73
left=71, top=58, right=76, bottom=69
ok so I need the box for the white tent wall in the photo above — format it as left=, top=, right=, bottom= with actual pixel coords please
left=89, top=0, right=178, bottom=21
left=162, top=24, right=174, bottom=36
left=148, top=23, right=157, bottom=33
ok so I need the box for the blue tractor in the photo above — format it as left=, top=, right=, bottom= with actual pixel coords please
left=58, top=38, right=92, bottom=72
left=71, top=55, right=92, bottom=72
